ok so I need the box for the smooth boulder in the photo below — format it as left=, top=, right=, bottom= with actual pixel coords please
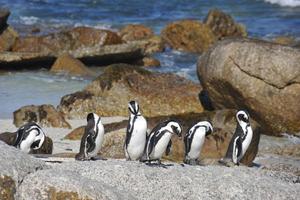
left=161, top=20, right=216, bottom=53
left=13, top=104, right=71, bottom=129
left=197, top=38, right=300, bottom=135
left=58, top=64, right=203, bottom=118
left=50, top=54, right=94, bottom=76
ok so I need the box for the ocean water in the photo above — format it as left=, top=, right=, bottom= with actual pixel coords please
left=0, top=0, right=299, bottom=118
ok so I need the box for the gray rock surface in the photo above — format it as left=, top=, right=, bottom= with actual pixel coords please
left=1, top=138, right=299, bottom=199
left=49, top=159, right=300, bottom=200
left=0, top=141, right=46, bottom=182
left=17, top=169, right=134, bottom=200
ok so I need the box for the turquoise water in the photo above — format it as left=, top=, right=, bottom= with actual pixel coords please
left=0, top=0, right=299, bottom=118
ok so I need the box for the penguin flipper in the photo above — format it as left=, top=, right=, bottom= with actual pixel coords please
left=86, top=131, right=96, bottom=153
left=166, top=140, right=172, bottom=156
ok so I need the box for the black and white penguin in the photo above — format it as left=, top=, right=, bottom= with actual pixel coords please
left=75, top=113, right=105, bottom=161
left=143, top=120, right=182, bottom=164
left=184, top=121, right=213, bottom=165
left=124, top=101, right=147, bottom=161
left=222, top=110, right=253, bottom=165
left=14, top=122, right=46, bottom=153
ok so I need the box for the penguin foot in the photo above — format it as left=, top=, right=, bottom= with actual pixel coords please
left=184, top=158, right=202, bottom=166
left=91, top=156, right=107, bottom=161
left=218, top=158, right=235, bottom=167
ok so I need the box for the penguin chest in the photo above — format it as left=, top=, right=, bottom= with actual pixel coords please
left=20, top=131, right=36, bottom=153
left=150, top=133, right=172, bottom=159
left=242, top=127, right=253, bottom=156
left=127, top=117, right=147, bottom=160
left=88, top=126, right=104, bottom=157
left=187, top=132, right=205, bottom=159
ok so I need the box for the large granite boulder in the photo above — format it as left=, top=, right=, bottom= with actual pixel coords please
left=0, top=141, right=46, bottom=199
left=12, top=26, right=122, bottom=54
left=58, top=64, right=203, bottom=118
left=197, top=38, right=300, bottom=135
left=161, top=20, right=216, bottom=53
left=13, top=104, right=71, bottom=129
left=17, top=169, right=133, bottom=200
left=36, top=160, right=300, bottom=199
left=50, top=53, right=94, bottom=76
left=204, top=9, right=247, bottom=39
left=119, top=24, right=154, bottom=41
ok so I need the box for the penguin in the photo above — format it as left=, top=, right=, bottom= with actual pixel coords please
left=13, top=122, right=46, bottom=153
left=143, top=120, right=182, bottom=164
left=221, top=110, right=253, bottom=166
left=124, top=100, right=147, bottom=161
left=184, top=121, right=213, bottom=165
left=75, top=113, right=105, bottom=161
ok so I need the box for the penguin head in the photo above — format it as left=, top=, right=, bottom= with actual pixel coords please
left=128, top=100, right=141, bottom=115
left=236, top=110, right=250, bottom=124
left=167, top=120, right=182, bottom=138
left=87, top=113, right=100, bottom=124
left=197, top=121, right=213, bottom=136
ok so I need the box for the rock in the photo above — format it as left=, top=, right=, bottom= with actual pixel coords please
left=16, top=169, right=133, bottom=200
left=0, top=131, right=54, bottom=154
left=31, top=136, right=53, bottom=154
left=273, top=36, right=295, bottom=46
left=13, top=104, right=71, bottom=129
left=0, top=8, right=10, bottom=31
left=119, top=24, right=154, bottom=41
left=161, top=20, right=216, bottom=53
left=0, top=42, right=145, bottom=69
left=197, top=38, right=300, bottom=135
left=133, top=56, right=160, bottom=67
left=58, top=64, right=203, bottom=119
left=12, top=26, right=122, bottom=54
left=131, top=35, right=165, bottom=54
left=0, top=141, right=46, bottom=199
left=204, top=9, right=247, bottom=39
left=50, top=54, right=94, bottom=76
left=0, top=26, right=18, bottom=51
left=38, top=159, right=300, bottom=199
left=258, top=134, right=300, bottom=157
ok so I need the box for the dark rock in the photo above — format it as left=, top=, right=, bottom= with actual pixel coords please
left=31, top=136, right=53, bottom=154
left=58, top=64, right=203, bottom=119
left=197, top=38, right=300, bottom=135
left=0, top=8, right=10, bottom=31
left=13, top=104, right=71, bottom=129
left=204, top=9, right=247, bottom=39
left=161, top=20, right=216, bottom=53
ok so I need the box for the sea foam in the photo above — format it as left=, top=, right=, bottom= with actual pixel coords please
left=264, top=0, right=300, bottom=7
